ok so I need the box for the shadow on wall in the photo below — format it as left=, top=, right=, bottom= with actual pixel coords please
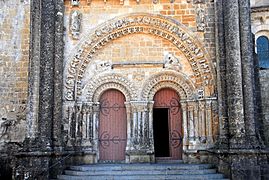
left=0, top=158, right=12, bottom=180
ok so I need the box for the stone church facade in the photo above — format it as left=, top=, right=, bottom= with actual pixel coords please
left=0, top=0, right=269, bottom=179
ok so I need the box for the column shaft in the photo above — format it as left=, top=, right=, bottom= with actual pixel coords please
left=224, top=0, right=246, bottom=143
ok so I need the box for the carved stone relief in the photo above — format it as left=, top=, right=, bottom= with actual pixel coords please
left=193, top=0, right=205, bottom=3
left=196, top=8, right=206, bottom=32
left=71, top=0, right=80, bottom=6
left=70, top=10, right=82, bottom=39
left=197, top=89, right=204, bottom=99
left=163, top=52, right=182, bottom=71
left=64, top=13, right=214, bottom=101
left=95, top=60, right=112, bottom=72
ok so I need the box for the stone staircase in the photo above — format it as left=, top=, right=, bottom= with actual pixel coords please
left=57, top=163, right=229, bottom=180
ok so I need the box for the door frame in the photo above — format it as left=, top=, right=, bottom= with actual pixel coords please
left=152, top=88, right=183, bottom=160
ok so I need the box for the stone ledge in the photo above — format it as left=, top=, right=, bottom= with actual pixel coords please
left=15, top=150, right=97, bottom=157
left=206, top=148, right=269, bottom=155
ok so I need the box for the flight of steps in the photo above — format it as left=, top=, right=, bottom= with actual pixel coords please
left=57, top=163, right=229, bottom=180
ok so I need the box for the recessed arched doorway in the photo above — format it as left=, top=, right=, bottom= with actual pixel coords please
left=98, top=89, right=127, bottom=162
left=153, top=88, right=183, bottom=160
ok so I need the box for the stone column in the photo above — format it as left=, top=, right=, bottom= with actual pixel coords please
left=181, top=101, right=188, bottom=150
left=26, top=0, right=41, bottom=139
left=206, top=99, right=213, bottom=145
left=223, top=0, right=246, bottom=147
left=214, top=1, right=267, bottom=179
left=92, top=103, right=100, bottom=152
left=16, top=0, right=65, bottom=179
left=148, top=101, right=154, bottom=152
left=38, top=0, right=56, bottom=149
left=214, top=0, right=229, bottom=148
left=187, top=101, right=195, bottom=149
left=127, top=101, right=153, bottom=163
left=199, top=100, right=206, bottom=144
left=193, top=101, right=199, bottom=144
left=125, top=102, right=132, bottom=151
left=52, top=0, right=65, bottom=150
left=239, top=0, right=259, bottom=147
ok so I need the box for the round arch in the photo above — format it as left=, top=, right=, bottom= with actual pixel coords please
left=84, top=73, right=137, bottom=102
left=64, top=13, right=214, bottom=101
left=141, top=71, right=196, bottom=101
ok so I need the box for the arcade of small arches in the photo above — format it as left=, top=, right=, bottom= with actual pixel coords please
left=63, top=71, right=218, bottom=162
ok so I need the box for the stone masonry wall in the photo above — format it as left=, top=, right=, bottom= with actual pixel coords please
left=0, top=0, right=30, bottom=178
left=64, top=0, right=216, bottom=63
left=0, top=0, right=30, bottom=146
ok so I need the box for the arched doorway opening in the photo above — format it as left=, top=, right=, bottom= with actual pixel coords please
left=153, top=88, right=183, bottom=160
left=98, top=89, right=127, bottom=162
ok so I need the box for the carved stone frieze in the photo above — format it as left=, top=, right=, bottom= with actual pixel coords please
left=64, top=13, right=214, bottom=101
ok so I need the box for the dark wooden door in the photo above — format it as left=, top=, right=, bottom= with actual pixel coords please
left=99, top=89, right=127, bottom=161
left=153, top=88, right=182, bottom=160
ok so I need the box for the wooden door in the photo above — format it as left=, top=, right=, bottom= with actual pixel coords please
left=99, top=89, right=127, bottom=161
left=153, top=88, right=182, bottom=160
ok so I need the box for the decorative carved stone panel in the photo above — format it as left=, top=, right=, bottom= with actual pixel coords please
left=71, top=0, right=80, bottom=6
left=70, top=10, right=82, bottom=39
left=193, top=0, right=205, bottom=4
left=196, top=8, right=205, bottom=32
left=163, top=52, right=182, bottom=71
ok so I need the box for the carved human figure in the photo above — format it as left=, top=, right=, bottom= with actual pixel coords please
left=71, top=0, right=80, bottom=6
left=163, top=52, right=182, bottom=71
left=197, top=8, right=205, bottom=31
left=70, top=10, right=82, bottom=39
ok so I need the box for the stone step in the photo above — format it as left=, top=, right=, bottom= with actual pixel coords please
left=64, top=169, right=217, bottom=176
left=57, top=163, right=229, bottom=180
left=69, top=163, right=214, bottom=172
left=58, top=174, right=224, bottom=180
left=58, top=174, right=225, bottom=180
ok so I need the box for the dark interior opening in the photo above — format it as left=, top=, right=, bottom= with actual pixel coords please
left=153, top=108, right=170, bottom=157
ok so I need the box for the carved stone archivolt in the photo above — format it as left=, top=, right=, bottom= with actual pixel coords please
left=141, top=71, right=196, bottom=100
left=64, top=13, right=215, bottom=101
left=84, top=73, right=137, bottom=102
